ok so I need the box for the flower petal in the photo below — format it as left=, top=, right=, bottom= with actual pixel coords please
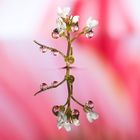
left=86, top=111, right=99, bottom=123
left=73, top=119, right=80, bottom=126
left=56, top=18, right=66, bottom=34
left=57, top=121, right=63, bottom=129
left=91, top=111, right=99, bottom=120
left=64, top=122, right=71, bottom=131
left=57, top=7, right=71, bottom=18
left=72, top=16, right=79, bottom=23
left=86, top=112, right=94, bottom=123
left=86, top=17, right=98, bottom=30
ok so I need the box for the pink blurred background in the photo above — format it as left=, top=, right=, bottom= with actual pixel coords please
left=0, top=0, right=140, bottom=140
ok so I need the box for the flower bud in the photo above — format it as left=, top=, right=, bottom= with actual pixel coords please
left=51, top=81, right=58, bottom=86
left=51, top=49, right=59, bottom=56
left=52, top=28, right=60, bottom=39
left=86, top=100, right=94, bottom=108
left=72, top=109, right=80, bottom=118
left=40, top=83, right=48, bottom=90
left=65, top=55, right=75, bottom=64
left=85, top=30, right=94, bottom=39
left=40, top=46, right=48, bottom=53
left=52, top=105, right=60, bottom=116
left=71, top=24, right=79, bottom=32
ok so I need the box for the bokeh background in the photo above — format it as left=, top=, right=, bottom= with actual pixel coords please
left=0, top=0, right=140, bottom=140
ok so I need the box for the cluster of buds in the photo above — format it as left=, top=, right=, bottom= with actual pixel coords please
left=34, top=7, right=99, bottom=132
left=52, top=7, right=98, bottom=39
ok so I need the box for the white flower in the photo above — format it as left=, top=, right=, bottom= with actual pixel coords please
left=86, top=17, right=98, bottom=31
left=56, top=17, right=66, bottom=34
left=73, top=118, right=80, bottom=126
left=86, top=110, right=99, bottom=123
left=57, top=7, right=71, bottom=18
left=57, top=111, right=72, bottom=131
left=72, top=16, right=79, bottom=23
left=57, top=111, right=67, bottom=129
left=63, top=122, right=71, bottom=131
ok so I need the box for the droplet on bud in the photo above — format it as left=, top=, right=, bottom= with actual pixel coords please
left=52, top=105, right=60, bottom=116
left=51, top=81, right=58, bottom=86
left=86, top=100, right=94, bottom=108
left=72, top=109, right=80, bottom=118
left=40, top=83, right=48, bottom=90
left=71, top=24, right=79, bottom=32
left=40, top=46, right=48, bottom=53
left=85, top=30, right=94, bottom=39
left=51, top=49, right=59, bottom=56
left=52, top=28, right=59, bottom=39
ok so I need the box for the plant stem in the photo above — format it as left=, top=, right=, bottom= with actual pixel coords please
left=71, top=31, right=84, bottom=42
left=71, top=96, right=84, bottom=107
left=66, top=32, right=71, bottom=57
left=34, top=78, right=66, bottom=96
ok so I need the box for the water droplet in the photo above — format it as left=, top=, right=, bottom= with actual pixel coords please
left=52, top=28, right=59, bottom=39
left=40, top=46, right=47, bottom=53
left=72, top=109, right=80, bottom=117
left=40, top=83, right=48, bottom=90
left=71, top=24, right=79, bottom=32
left=87, top=100, right=94, bottom=108
left=51, top=81, right=58, bottom=86
left=51, top=49, right=59, bottom=56
left=85, top=30, right=94, bottom=39
left=52, top=105, right=60, bottom=116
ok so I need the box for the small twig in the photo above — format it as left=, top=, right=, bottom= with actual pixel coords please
left=71, top=31, right=84, bottom=42
left=34, top=79, right=66, bottom=96
left=71, top=96, right=84, bottom=107
left=34, top=40, right=66, bottom=58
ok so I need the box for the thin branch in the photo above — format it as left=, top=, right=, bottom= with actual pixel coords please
left=71, top=31, right=84, bottom=42
left=34, top=79, right=66, bottom=96
left=34, top=40, right=66, bottom=58
left=71, top=96, right=84, bottom=107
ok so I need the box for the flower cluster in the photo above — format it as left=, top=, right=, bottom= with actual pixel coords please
left=52, top=7, right=98, bottom=39
left=52, top=100, right=99, bottom=132
left=34, top=6, right=99, bottom=132
left=52, top=106, right=80, bottom=131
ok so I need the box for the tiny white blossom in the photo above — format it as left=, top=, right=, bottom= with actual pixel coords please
left=57, top=111, right=72, bottom=131
left=73, top=118, right=80, bottom=126
left=56, top=17, right=66, bottom=34
left=86, top=110, right=99, bottom=123
left=57, top=7, right=71, bottom=18
left=86, top=17, right=98, bottom=30
left=64, top=122, right=71, bottom=131
left=72, top=16, right=79, bottom=23
left=57, top=111, right=67, bottom=129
